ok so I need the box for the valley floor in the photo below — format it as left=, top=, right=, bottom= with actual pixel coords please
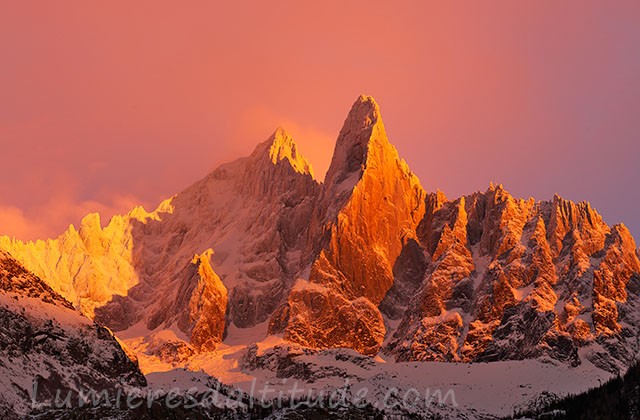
left=121, top=321, right=614, bottom=418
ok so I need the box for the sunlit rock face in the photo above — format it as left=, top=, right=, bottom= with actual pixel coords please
left=1, top=95, right=639, bottom=373
left=146, top=249, right=228, bottom=352
left=0, top=210, right=144, bottom=318
left=273, top=95, right=426, bottom=355
left=387, top=186, right=640, bottom=373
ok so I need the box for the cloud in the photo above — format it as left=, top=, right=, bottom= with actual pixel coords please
left=0, top=206, right=44, bottom=241
left=0, top=192, right=142, bottom=241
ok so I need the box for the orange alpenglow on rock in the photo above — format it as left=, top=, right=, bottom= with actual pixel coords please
left=273, top=95, right=427, bottom=355
left=268, top=127, right=315, bottom=177
left=1, top=95, right=639, bottom=374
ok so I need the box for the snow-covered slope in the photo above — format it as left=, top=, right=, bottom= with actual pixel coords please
left=0, top=250, right=146, bottom=418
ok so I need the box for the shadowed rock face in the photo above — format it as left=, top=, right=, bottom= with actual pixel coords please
left=1, top=96, right=639, bottom=373
left=0, top=250, right=74, bottom=309
left=0, top=251, right=146, bottom=418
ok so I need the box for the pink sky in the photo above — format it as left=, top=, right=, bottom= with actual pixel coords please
left=1, top=1, right=639, bottom=241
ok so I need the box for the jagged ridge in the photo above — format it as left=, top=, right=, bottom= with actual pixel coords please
left=386, top=185, right=640, bottom=373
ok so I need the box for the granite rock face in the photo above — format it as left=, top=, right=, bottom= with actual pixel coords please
left=387, top=186, right=640, bottom=372
left=274, top=96, right=426, bottom=355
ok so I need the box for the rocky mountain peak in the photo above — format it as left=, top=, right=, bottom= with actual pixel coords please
left=249, top=127, right=314, bottom=177
left=323, top=95, right=400, bottom=188
left=277, top=96, right=427, bottom=355
left=229, top=128, right=319, bottom=201
left=269, top=127, right=314, bottom=177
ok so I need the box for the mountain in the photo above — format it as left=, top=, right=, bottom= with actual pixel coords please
left=1, top=95, right=639, bottom=417
left=270, top=96, right=426, bottom=355
left=387, top=186, right=640, bottom=373
left=0, top=250, right=146, bottom=418
left=0, top=126, right=319, bottom=358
